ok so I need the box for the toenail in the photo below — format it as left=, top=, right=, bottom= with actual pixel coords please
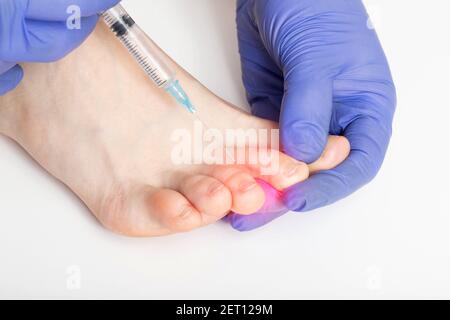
left=284, top=162, right=305, bottom=178
left=179, top=205, right=194, bottom=220
left=208, top=182, right=224, bottom=196
left=238, top=180, right=258, bottom=192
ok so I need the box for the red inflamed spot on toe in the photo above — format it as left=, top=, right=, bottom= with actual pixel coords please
left=254, top=178, right=287, bottom=214
left=224, top=179, right=290, bottom=231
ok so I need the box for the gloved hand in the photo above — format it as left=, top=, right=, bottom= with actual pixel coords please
left=0, top=0, right=120, bottom=95
left=230, top=0, right=396, bottom=231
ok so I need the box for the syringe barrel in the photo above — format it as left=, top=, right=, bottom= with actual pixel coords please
left=102, top=5, right=175, bottom=89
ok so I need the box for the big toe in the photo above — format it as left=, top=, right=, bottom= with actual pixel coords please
left=210, top=167, right=265, bottom=215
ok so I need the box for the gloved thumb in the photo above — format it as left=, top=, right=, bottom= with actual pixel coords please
left=280, top=76, right=333, bottom=164
left=0, top=65, right=24, bottom=96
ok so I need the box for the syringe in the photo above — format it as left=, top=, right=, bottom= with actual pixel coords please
left=102, top=4, right=196, bottom=113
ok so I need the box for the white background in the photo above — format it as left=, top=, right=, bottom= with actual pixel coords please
left=0, top=0, right=449, bottom=299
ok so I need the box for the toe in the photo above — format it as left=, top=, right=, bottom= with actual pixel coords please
left=241, top=147, right=309, bottom=191
left=179, top=175, right=232, bottom=222
left=257, top=151, right=309, bottom=191
left=211, top=167, right=265, bottom=215
left=96, top=186, right=205, bottom=236
left=147, top=188, right=204, bottom=233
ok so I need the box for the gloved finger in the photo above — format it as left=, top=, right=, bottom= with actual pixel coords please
left=239, top=49, right=283, bottom=121
left=280, top=76, right=333, bottom=164
left=0, top=61, right=16, bottom=75
left=229, top=207, right=289, bottom=232
left=284, top=115, right=393, bottom=212
left=228, top=135, right=352, bottom=231
left=26, top=0, right=120, bottom=21
left=227, top=179, right=289, bottom=232
left=1, top=16, right=98, bottom=63
left=237, top=0, right=283, bottom=122
left=0, top=65, right=24, bottom=95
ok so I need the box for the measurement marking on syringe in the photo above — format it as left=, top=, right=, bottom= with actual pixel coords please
left=119, top=36, right=166, bottom=86
left=102, top=4, right=194, bottom=113
left=103, top=15, right=115, bottom=26
left=123, top=40, right=163, bottom=83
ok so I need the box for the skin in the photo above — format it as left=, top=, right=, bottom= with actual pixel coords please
left=0, top=23, right=350, bottom=237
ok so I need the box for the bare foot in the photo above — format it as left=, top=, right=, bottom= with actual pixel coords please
left=0, top=23, right=349, bottom=236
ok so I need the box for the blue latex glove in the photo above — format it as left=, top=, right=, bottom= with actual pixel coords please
left=0, top=0, right=120, bottom=95
left=230, top=0, right=396, bottom=231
